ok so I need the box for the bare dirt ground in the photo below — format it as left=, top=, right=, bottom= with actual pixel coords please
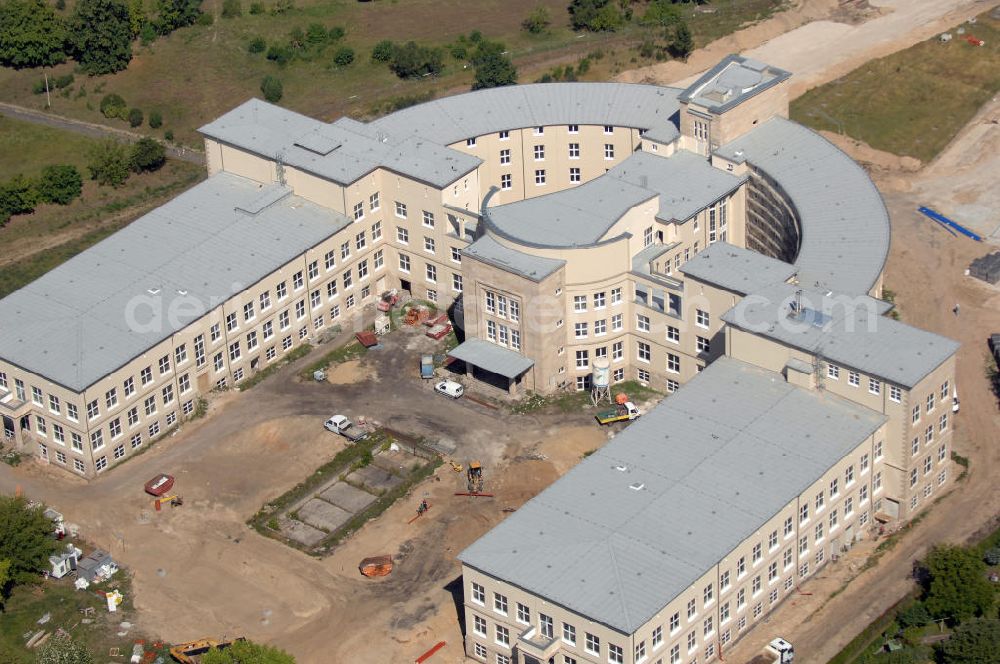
left=0, top=326, right=610, bottom=664
left=618, top=0, right=1000, bottom=97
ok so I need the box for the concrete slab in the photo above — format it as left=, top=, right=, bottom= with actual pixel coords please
left=348, top=465, right=404, bottom=493
left=319, top=482, right=377, bottom=513
left=372, top=452, right=426, bottom=474
left=298, top=499, right=353, bottom=533
left=280, top=518, right=326, bottom=547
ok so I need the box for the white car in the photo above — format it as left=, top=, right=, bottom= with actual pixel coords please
left=434, top=380, right=464, bottom=399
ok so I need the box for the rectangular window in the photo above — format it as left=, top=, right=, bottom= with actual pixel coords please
left=609, top=643, right=623, bottom=664
left=533, top=145, right=545, bottom=161
left=87, top=399, right=100, bottom=420
left=563, top=623, right=576, bottom=645
left=637, top=314, right=650, bottom=332
left=667, top=353, right=680, bottom=373
left=637, top=342, right=651, bottom=363
left=493, top=592, right=508, bottom=615
left=697, top=336, right=710, bottom=354
left=500, top=174, right=512, bottom=190
left=395, top=201, right=407, bottom=218
left=569, top=167, right=581, bottom=183
left=569, top=143, right=580, bottom=158
left=848, top=370, right=860, bottom=387
left=585, top=633, right=600, bottom=656
left=534, top=169, right=546, bottom=185
left=696, top=309, right=709, bottom=328
left=604, top=144, right=615, bottom=159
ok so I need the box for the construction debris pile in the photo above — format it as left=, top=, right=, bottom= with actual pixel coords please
left=969, top=251, right=1000, bottom=284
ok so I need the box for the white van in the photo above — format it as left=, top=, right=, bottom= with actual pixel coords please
left=434, top=380, right=464, bottom=399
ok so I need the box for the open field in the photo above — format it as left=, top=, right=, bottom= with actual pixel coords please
left=0, top=0, right=785, bottom=146
left=790, top=9, right=1000, bottom=163
left=0, top=116, right=204, bottom=296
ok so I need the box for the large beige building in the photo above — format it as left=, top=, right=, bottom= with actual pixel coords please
left=0, top=55, right=959, bottom=661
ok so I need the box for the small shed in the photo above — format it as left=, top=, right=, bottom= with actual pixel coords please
left=77, top=549, right=118, bottom=583
left=48, top=543, right=82, bottom=579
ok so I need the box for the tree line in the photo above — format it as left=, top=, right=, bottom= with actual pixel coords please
left=0, top=0, right=205, bottom=75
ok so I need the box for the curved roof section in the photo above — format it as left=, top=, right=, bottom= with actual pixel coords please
left=375, top=83, right=682, bottom=145
left=715, top=117, right=890, bottom=294
left=485, top=176, right=655, bottom=248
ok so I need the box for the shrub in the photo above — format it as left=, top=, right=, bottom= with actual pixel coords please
left=568, top=0, right=624, bottom=32
left=305, top=22, right=326, bottom=44
left=897, top=602, right=932, bottom=628
left=36, top=164, right=82, bottom=205
left=87, top=139, right=130, bottom=187
left=371, top=39, right=394, bottom=63
left=327, top=25, right=344, bottom=41
left=221, top=0, right=241, bottom=17
left=32, top=79, right=47, bottom=94
left=389, top=41, right=443, bottom=79
left=195, top=11, right=212, bottom=25
left=127, top=107, right=143, bottom=127
left=248, top=1, right=263, bottom=13
left=248, top=36, right=266, bottom=53
left=140, top=22, right=156, bottom=44
left=99, top=93, right=127, bottom=119
left=148, top=110, right=163, bottom=128
left=164, top=129, right=174, bottom=141
left=0, top=175, right=39, bottom=224
left=332, top=46, right=354, bottom=67
left=266, top=44, right=292, bottom=65
left=269, top=0, right=293, bottom=15
left=54, top=73, right=74, bottom=88
left=130, top=137, right=166, bottom=172
left=260, top=75, right=282, bottom=102
left=522, top=6, right=550, bottom=34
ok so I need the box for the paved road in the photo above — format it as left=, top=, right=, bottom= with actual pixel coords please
left=0, top=101, right=205, bottom=165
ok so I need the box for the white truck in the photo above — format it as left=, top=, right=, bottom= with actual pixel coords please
left=766, top=638, right=794, bottom=664
left=324, top=415, right=368, bottom=442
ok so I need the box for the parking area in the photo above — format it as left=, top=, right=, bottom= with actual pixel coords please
left=0, top=316, right=616, bottom=663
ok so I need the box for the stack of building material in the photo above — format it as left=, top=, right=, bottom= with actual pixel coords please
left=969, top=252, right=1000, bottom=284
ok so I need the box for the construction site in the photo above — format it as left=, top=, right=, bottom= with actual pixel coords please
left=2, top=2, right=1000, bottom=664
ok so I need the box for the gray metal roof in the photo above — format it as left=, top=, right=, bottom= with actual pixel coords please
left=462, top=235, right=565, bottom=282
left=199, top=99, right=482, bottom=189
left=483, top=150, right=743, bottom=249
left=448, top=338, right=534, bottom=379
left=0, top=173, right=349, bottom=392
left=375, top=83, right=682, bottom=146
left=715, top=117, right=890, bottom=294
left=485, top=175, right=656, bottom=248
left=721, top=283, right=959, bottom=388
left=460, top=356, right=886, bottom=633
left=678, top=55, right=791, bottom=114
left=607, top=151, right=745, bottom=223
left=680, top=242, right=798, bottom=295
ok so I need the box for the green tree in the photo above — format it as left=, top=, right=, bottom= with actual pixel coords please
left=68, top=0, right=133, bottom=75
left=370, top=38, right=393, bottom=63
left=127, top=107, right=143, bottom=127
left=200, top=640, right=295, bottom=664
left=0, top=175, right=39, bottom=225
left=922, top=545, right=994, bottom=622
left=129, top=137, right=165, bottom=172
left=86, top=139, right=130, bottom=187
left=897, top=601, right=933, bottom=628
left=0, top=496, right=57, bottom=593
left=260, top=75, right=282, bottom=102
left=668, top=19, right=693, bottom=60
left=35, top=633, right=94, bottom=664
left=125, top=0, right=145, bottom=37
left=388, top=41, right=443, bottom=79
left=471, top=41, right=516, bottom=90
left=936, top=619, right=1000, bottom=664
left=332, top=45, right=353, bottom=67
left=36, top=164, right=82, bottom=204
left=153, top=0, right=201, bottom=34
left=521, top=6, right=550, bottom=34
left=568, top=0, right=624, bottom=32
left=0, top=0, right=67, bottom=68
left=640, top=0, right=682, bottom=27
left=148, top=109, right=163, bottom=128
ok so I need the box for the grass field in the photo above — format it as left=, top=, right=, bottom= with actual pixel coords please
left=790, top=11, right=1000, bottom=163
left=0, top=116, right=204, bottom=296
left=0, top=0, right=785, bottom=146
left=0, top=572, right=168, bottom=664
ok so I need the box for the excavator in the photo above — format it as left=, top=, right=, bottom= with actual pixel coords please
left=467, top=461, right=484, bottom=494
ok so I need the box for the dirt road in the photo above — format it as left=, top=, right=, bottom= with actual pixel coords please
left=618, top=0, right=1000, bottom=97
